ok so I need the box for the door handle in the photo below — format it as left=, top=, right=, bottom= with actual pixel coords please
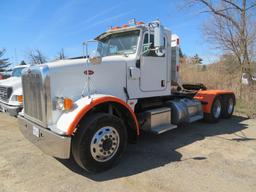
left=130, top=67, right=141, bottom=80
left=161, top=80, right=165, bottom=87
left=136, top=59, right=141, bottom=68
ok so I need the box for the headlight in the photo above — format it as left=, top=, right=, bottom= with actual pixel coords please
left=55, top=97, right=73, bottom=111
left=11, top=95, right=23, bottom=103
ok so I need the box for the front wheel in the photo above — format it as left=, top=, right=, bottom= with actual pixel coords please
left=71, top=113, right=127, bottom=173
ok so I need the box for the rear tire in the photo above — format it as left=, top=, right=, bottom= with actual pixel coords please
left=71, top=113, right=127, bottom=173
left=221, top=94, right=235, bottom=118
left=204, top=96, right=222, bottom=123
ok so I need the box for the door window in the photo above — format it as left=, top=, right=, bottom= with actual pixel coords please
left=143, top=33, right=165, bottom=57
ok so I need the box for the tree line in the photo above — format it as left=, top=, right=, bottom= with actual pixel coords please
left=186, top=0, right=256, bottom=77
left=0, top=48, right=67, bottom=74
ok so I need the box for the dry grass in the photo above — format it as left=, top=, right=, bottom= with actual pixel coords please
left=179, top=60, right=256, bottom=118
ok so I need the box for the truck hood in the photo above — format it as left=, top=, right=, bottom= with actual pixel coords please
left=21, top=55, right=130, bottom=126
left=48, top=56, right=127, bottom=122
left=0, top=77, right=21, bottom=89
left=47, top=56, right=128, bottom=101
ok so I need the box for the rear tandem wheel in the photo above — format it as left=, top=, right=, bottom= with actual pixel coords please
left=204, top=96, right=222, bottom=123
left=221, top=94, right=235, bottom=119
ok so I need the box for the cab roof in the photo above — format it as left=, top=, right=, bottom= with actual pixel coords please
left=95, top=21, right=146, bottom=41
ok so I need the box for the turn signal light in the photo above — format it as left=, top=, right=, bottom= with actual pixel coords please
left=17, top=95, right=23, bottom=103
left=64, top=98, right=73, bottom=110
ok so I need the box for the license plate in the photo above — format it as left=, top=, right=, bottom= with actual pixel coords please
left=32, top=126, right=40, bottom=137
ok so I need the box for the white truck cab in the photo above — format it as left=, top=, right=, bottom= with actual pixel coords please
left=18, top=20, right=235, bottom=172
left=0, top=65, right=28, bottom=116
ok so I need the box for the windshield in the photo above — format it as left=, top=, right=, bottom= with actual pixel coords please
left=12, top=67, right=25, bottom=77
left=99, top=30, right=140, bottom=56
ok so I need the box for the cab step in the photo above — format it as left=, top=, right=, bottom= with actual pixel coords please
left=150, top=123, right=177, bottom=135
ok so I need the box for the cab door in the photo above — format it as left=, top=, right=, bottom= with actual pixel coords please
left=140, top=33, right=167, bottom=91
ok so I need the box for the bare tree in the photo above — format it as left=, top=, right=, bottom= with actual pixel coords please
left=0, top=49, right=11, bottom=72
left=193, top=54, right=203, bottom=64
left=187, top=0, right=256, bottom=75
left=19, top=60, right=27, bottom=65
left=28, top=49, right=47, bottom=65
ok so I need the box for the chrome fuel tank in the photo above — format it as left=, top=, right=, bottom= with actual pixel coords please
left=166, top=98, right=203, bottom=124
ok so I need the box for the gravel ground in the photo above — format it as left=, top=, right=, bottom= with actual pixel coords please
left=0, top=112, right=256, bottom=192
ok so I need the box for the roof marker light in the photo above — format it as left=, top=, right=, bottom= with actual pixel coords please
left=122, top=24, right=129, bottom=28
left=136, top=21, right=144, bottom=25
left=112, top=26, right=120, bottom=30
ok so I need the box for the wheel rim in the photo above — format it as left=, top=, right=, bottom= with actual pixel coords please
left=227, top=98, right=234, bottom=114
left=213, top=99, right=221, bottom=119
left=90, top=126, right=120, bottom=162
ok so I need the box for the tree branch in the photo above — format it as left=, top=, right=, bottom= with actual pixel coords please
left=246, top=3, right=256, bottom=10
left=222, top=0, right=243, bottom=11
left=195, top=0, right=240, bottom=30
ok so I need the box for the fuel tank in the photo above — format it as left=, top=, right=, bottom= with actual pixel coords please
left=166, top=98, right=203, bottom=124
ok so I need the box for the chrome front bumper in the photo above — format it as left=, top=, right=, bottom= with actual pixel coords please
left=0, top=101, right=22, bottom=117
left=18, top=115, right=71, bottom=159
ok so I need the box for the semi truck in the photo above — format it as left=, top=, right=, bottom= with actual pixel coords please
left=0, top=65, right=28, bottom=116
left=18, top=19, right=235, bottom=172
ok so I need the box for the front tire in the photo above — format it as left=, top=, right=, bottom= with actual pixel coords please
left=71, top=113, right=127, bottom=173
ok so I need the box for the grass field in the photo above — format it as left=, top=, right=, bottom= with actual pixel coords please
left=180, top=61, right=256, bottom=118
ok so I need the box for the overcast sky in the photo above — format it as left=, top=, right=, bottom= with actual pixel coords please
left=0, top=0, right=219, bottom=65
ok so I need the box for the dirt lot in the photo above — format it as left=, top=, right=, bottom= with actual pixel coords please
left=0, top=113, right=256, bottom=192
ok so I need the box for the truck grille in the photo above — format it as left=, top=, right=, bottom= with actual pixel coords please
left=22, top=66, right=52, bottom=127
left=0, top=86, right=12, bottom=102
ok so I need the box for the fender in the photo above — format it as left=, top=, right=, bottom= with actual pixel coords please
left=193, top=90, right=234, bottom=113
left=56, top=94, right=140, bottom=136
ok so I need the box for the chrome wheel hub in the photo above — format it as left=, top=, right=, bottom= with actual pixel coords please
left=90, top=126, right=120, bottom=162
left=213, top=99, right=221, bottom=119
left=227, top=98, right=234, bottom=114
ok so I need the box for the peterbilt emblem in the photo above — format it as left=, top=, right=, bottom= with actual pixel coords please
left=27, top=69, right=32, bottom=74
left=84, top=70, right=94, bottom=75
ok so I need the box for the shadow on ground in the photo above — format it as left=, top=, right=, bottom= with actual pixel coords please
left=58, top=115, right=250, bottom=181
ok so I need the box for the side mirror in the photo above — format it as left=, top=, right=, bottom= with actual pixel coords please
left=154, top=22, right=164, bottom=48
left=89, top=49, right=102, bottom=64
left=84, top=40, right=102, bottom=64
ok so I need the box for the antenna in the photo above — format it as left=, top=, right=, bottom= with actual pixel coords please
left=82, top=42, right=86, bottom=59
left=81, top=41, right=91, bottom=99
left=85, top=42, right=91, bottom=99
left=14, top=48, right=18, bottom=64
left=128, top=18, right=136, bottom=26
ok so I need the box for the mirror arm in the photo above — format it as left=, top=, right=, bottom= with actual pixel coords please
left=140, top=43, right=153, bottom=56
